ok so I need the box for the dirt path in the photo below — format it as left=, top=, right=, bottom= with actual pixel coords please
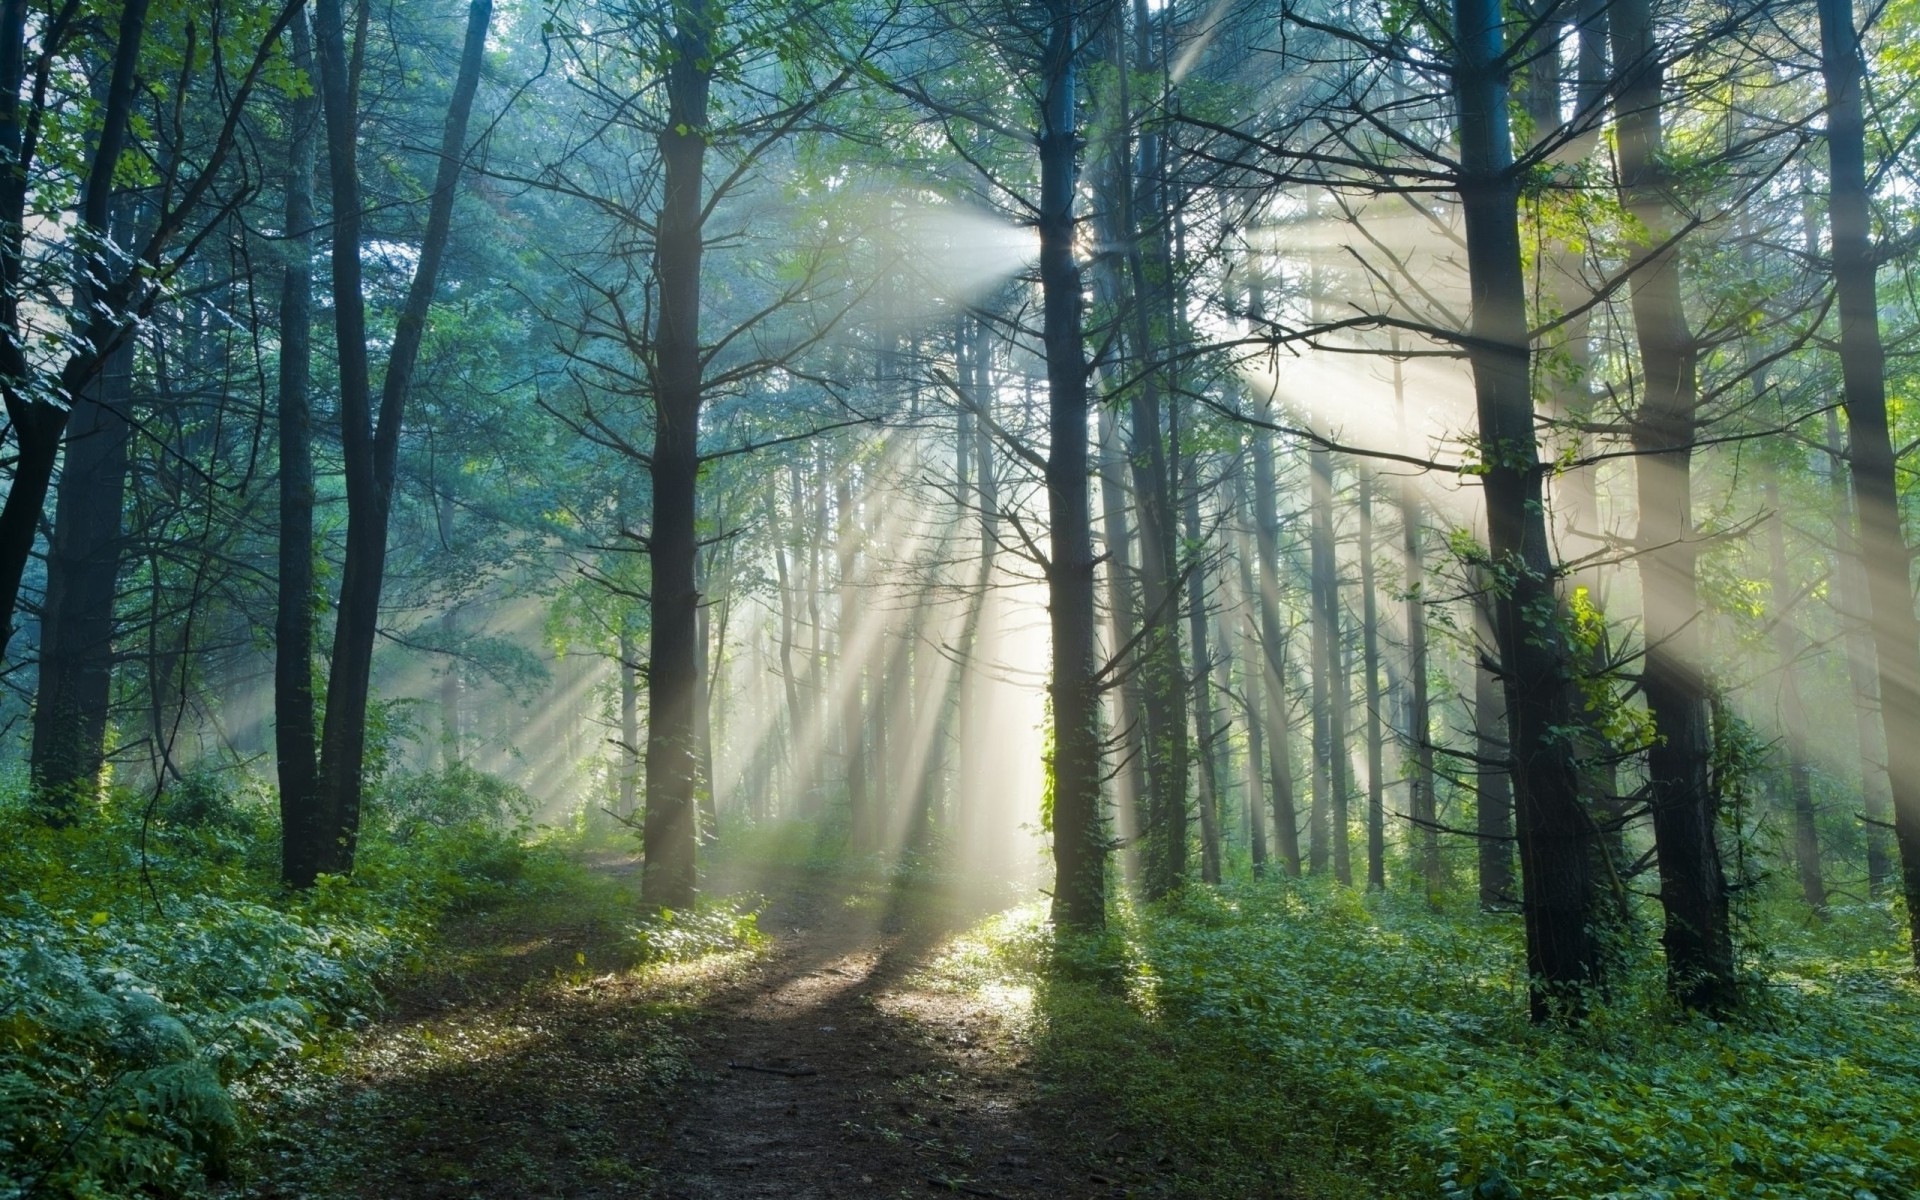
left=236, top=857, right=1116, bottom=1200
left=655, top=871, right=1098, bottom=1200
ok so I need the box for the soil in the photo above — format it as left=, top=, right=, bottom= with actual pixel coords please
left=653, top=868, right=1099, bottom=1200
left=236, top=855, right=1123, bottom=1200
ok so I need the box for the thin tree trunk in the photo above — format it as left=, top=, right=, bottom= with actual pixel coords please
left=1766, top=480, right=1825, bottom=912
left=1251, top=416, right=1301, bottom=875
left=312, top=0, right=491, bottom=875
left=1183, top=463, right=1224, bottom=885
left=1098, top=405, right=1150, bottom=883
left=1475, top=603, right=1515, bottom=908
left=1308, top=446, right=1337, bottom=876
left=1232, top=505, right=1270, bottom=877
left=1826, top=410, right=1895, bottom=895
left=620, top=622, right=639, bottom=818
left=1359, top=474, right=1385, bottom=889
left=276, top=8, right=321, bottom=885
left=836, top=471, right=869, bottom=851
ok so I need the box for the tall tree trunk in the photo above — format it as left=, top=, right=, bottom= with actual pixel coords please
left=311, top=0, right=491, bottom=875
left=1359, top=475, right=1385, bottom=890
left=1820, top=0, right=1920, bottom=965
left=1825, top=411, right=1895, bottom=894
left=1251, top=417, right=1301, bottom=875
left=276, top=8, right=321, bottom=885
left=1038, top=0, right=1104, bottom=931
left=1766, top=480, right=1825, bottom=912
left=1183, top=461, right=1224, bottom=885
left=836, top=471, right=869, bottom=851
left=0, top=0, right=148, bottom=662
left=1614, top=0, right=1735, bottom=1011
left=695, top=589, right=718, bottom=841
left=1308, top=446, right=1337, bottom=875
left=639, top=0, right=713, bottom=908
left=620, top=622, right=640, bottom=818
left=1453, top=0, right=1609, bottom=1018
left=1098, top=405, right=1150, bottom=883
left=1396, top=354, right=1440, bottom=898
left=1475, top=602, right=1515, bottom=908
left=31, top=209, right=135, bottom=805
left=1233, top=520, right=1270, bottom=876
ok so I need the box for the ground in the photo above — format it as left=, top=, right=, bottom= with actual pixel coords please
left=232, top=852, right=1140, bottom=1200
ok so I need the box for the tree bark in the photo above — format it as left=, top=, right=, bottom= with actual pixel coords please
left=639, top=0, right=714, bottom=908
left=276, top=7, right=321, bottom=885
left=1819, top=0, right=1920, bottom=966
left=0, top=0, right=148, bottom=663
left=1453, top=0, right=1610, bottom=1018
left=836, top=471, right=869, bottom=851
left=1359, top=474, right=1385, bottom=890
left=1098, top=404, right=1150, bottom=883
left=1766, top=480, right=1825, bottom=912
left=1183, top=459, right=1224, bottom=885
left=310, top=0, right=491, bottom=875
left=1474, top=603, right=1515, bottom=908
left=1824, top=409, right=1895, bottom=896
left=1251, top=416, right=1301, bottom=875
left=1613, top=0, right=1736, bottom=1011
left=31, top=208, right=136, bottom=805
left=1308, top=446, right=1340, bottom=877
left=1038, top=0, right=1104, bottom=931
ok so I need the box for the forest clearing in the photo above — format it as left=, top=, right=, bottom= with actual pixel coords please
left=4, top=0, right=1920, bottom=1195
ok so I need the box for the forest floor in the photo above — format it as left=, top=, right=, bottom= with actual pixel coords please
left=231, top=849, right=1139, bottom=1200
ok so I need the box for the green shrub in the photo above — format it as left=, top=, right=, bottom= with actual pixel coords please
left=0, top=774, right=551, bottom=1200
left=630, top=899, right=766, bottom=962
left=946, top=880, right=1920, bottom=1199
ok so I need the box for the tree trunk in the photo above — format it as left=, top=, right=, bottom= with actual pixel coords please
left=1359, top=474, right=1385, bottom=890
left=1232, top=503, right=1270, bottom=877
left=0, top=0, right=148, bottom=662
left=1614, top=0, right=1736, bottom=1011
left=1474, top=605, right=1515, bottom=908
left=1453, top=0, right=1609, bottom=1019
left=1184, top=468, right=1224, bottom=885
left=639, top=0, right=713, bottom=909
left=1098, top=405, right=1150, bottom=883
left=312, top=0, right=491, bottom=875
left=1820, top=0, right=1920, bottom=966
left=1766, top=480, right=1825, bottom=912
left=276, top=8, right=321, bottom=885
left=1251, top=418, right=1301, bottom=875
left=31, top=223, right=135, bottom=805
left=1308, top=446, right=1339, bottom=876
left=620, top=622, right=640, bottom=818
left=1038, top=0, right=1104, bottom=931
left=1825, top=411, right=1895, bottom=895
left=835, top=472, right=869, bottom=851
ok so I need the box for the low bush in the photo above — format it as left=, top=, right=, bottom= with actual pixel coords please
left=936, top=880, right=1920, bottom=1199
left=0, top=768, right=550, bottom=1200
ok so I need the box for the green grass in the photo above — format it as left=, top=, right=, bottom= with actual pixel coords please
left=921, top=880, right=1920, bottom=1200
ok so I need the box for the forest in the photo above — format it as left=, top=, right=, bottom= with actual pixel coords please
left=2, top=0, right=1919, bottom=1195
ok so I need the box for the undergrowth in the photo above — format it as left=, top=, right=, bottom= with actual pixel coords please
left=927, top=880, right=1920, bottom=1199
left=0, top=767, right=559, bottom=1200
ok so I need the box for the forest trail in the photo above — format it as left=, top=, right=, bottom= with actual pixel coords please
left=238, top=853, right=1118, bottom=1200
left=654, top=865, right=1096, bottom=1200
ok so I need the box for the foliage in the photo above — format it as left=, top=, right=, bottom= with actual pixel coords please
left=0, top=775, right=552, bottom=1200
left=629, top=900, right=766, bottom=963
left=933, top=882, right=1920, bottom=1200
